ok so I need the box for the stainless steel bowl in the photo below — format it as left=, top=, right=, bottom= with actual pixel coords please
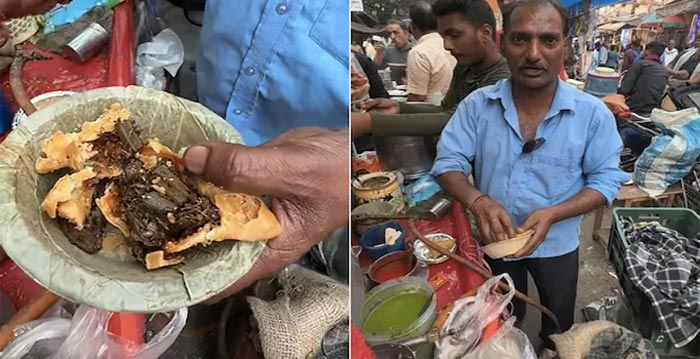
left=413, top=233, right=457, bottom=265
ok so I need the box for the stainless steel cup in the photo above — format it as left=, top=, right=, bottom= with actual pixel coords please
left=428, top=198, right=453, bottom=220
left=62, top=22, right=110, bottom=63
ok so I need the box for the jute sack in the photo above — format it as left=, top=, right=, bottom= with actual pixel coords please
left=248, top=265, right=349, bottom=359
left=549, top=320, right=618, bottom=359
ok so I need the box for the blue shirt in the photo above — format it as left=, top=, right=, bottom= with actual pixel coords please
left=197, top=0, right=349, bottom=146
left=431, top=79, right=631, bottom=259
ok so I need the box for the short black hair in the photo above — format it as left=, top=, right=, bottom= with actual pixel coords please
left=646, top=41, right=665, bottom=57
left=386, top=19, right=409, bottom=32
left=409, top=2, right=438, bottom=32
left=609, top=44, right=617, bottom=51
left=502, top=0, right=569, bottom=37
left=432, top=0, right=497, bottom=40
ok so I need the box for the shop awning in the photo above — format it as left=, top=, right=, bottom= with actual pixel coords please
left=657, top=0, right=700, bottom=17
left=351, top=22, right=384, bottom=34
left=640, top=12, right=687, bottom=28
left=597, top=22, right=631, bottom=32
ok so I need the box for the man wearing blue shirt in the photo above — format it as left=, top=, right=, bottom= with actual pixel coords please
left=183, top=0, right=350, bottom=299
left=431, top=0, right=629, bottom=347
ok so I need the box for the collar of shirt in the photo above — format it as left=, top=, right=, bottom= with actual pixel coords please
left=415, top=32, right=442, bottom=46
left=482, top=78, right=577, bottom=138
left=645, top=54, right=662, bottom=63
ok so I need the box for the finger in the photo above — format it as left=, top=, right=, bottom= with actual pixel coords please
left=476, top=215, right=492, bottom=244
left=183, top=142, right=293, bottom=197
left=488, top=214, right=506, bottom=242
left=498, top=212, right=517, bottom=238
left=263, top=127, right=330, bottom=146
left=517, top=214, right=537, bottom=233
left=512, top=225, right=545, bottom=258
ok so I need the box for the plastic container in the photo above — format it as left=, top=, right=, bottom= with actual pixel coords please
left=584, top=67, right=621, bottom=97
left=361, top=277, right=437, bottom=359
left=360, top=222, right=406, bottom=260
left=609, top=207, right=700, bottom=356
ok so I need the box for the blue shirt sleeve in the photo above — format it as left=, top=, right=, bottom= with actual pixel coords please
left=582, top=105, right=632, bottom=206
left=431, top=97, right=478, bottom=177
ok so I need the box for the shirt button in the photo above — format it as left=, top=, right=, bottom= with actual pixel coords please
left=276, top=3, right=288, bottom=14
left=244, top=67, right=255, bottom=76
left=233, top=109, right=242, bottom=115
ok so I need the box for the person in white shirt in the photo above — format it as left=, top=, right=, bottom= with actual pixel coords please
left=662, top=39, right=679, bottom=67
left=405, top=2, right=457, bottom=103
left=597, top=43, right=609, bottom=67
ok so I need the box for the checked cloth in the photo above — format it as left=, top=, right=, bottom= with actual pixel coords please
left=621, top=217, right=700, bottom=347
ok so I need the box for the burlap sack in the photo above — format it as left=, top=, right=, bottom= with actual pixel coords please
left=248, top=265, right=349, bottom=359
left=549, top=320, right=619, bottom=359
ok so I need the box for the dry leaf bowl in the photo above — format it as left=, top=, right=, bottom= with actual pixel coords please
left=0, top=86, right=264, bottom=312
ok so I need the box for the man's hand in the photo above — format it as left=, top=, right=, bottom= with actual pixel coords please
left=677, top=70, right=690, bottom=79
left=471, top=197, right=517, bottom=244
left=360, top=98, right=400, bottom=114
left=183, top=127, right=349, bottom=302
left=511, top=208, right=556, bottom=257
left=669, top=79, right=684, bottom=87
left=601, top=94, right=629, bottom=116
left=0, top=0, right=69, bottom=20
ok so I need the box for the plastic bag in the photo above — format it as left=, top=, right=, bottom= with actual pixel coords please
left=465, top=317, right=537, bottom=359
left=136, top=28, right=185, bottom=77
left=634, top=107, right=700, bottom=197
left=436, top=274, right=517, bottom=358
left=2, top=305, right=187, bottom=359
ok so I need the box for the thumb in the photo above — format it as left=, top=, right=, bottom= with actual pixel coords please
left=518, top=215, right=537, bottom=233
left=183, top=142, right=290, bottom=197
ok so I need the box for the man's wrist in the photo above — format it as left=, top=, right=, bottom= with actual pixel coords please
left=351, top=112, right=372, bottom=137
left=468, top=194, right=488, bottom=212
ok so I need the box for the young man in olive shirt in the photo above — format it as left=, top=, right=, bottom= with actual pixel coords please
left=351, top=0, right=511, bottom=138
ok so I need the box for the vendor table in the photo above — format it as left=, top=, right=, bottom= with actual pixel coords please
left=357, top=202, right=488, bottom=312
left=0, top=0, right=142, bottom=348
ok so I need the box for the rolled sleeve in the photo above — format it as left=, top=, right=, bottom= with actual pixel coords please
left=407, top=50, right=431, bottom=96
left=431, top=98, right=477, bottom=177
left=582, top=106, right=632, bottom=206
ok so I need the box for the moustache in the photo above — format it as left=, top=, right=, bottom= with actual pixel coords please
left=520, top=63, right=546, bottom=71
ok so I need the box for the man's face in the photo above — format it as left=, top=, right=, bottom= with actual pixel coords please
left=438, top=13, right=487, bottom=66
left=669, top=40, right=676, bottom=49
left=386, top=24, right=409, bottom=48
left=502, top=4, right=565, bottom=90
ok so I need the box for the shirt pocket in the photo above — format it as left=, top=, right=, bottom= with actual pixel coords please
left=527, top=153, right=578, bottom=200
left=308, top=0, right=348, bottom=67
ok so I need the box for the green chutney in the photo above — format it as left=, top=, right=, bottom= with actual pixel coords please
left=362, top=292, right=430, bottom=335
